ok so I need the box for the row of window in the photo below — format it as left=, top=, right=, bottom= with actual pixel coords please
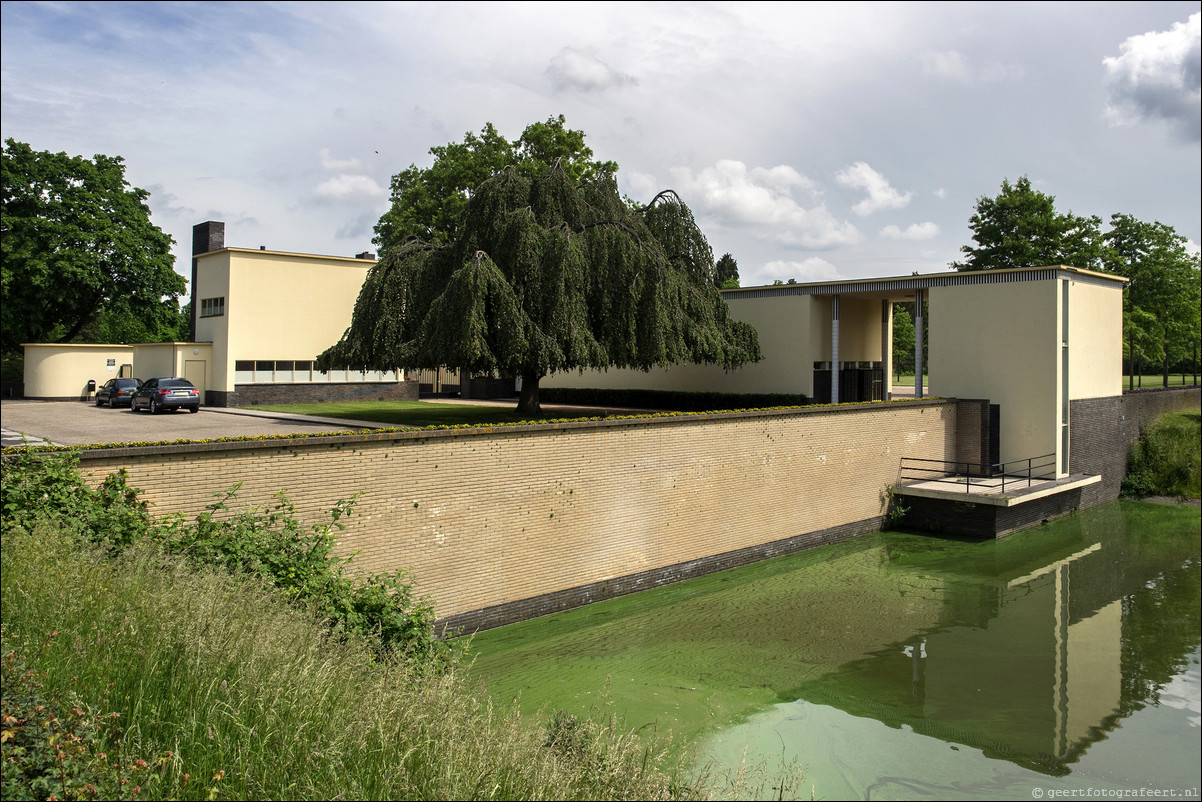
left=233, top=360, right=402, bottom=384
left=200, top=297, right=225, bottom=318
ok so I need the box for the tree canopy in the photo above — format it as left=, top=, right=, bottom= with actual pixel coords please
left=373, top=116, right=617, bottom=252
left=320, top=161, right=761, bottom=415
left=951, top=176, right=1103, bottom=271
left=714, top=253, right=740, bottom=288
left=1, top=139, right=184, bottom=357
left=1102, top=213, right=1201, bottom=387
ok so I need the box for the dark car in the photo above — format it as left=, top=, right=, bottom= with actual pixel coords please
left=131, top=378, right=201, bottom=414
left=95, top=377, right=142, bottom=408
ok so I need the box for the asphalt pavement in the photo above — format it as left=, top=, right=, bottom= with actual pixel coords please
left=0, top=399, right=386, bottom=449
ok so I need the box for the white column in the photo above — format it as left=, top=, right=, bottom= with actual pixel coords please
left=831, top=295, right=841, bottom=404
left=882, top=299, right=893, bottom=401
left=914, top=289, right=924, bottom=399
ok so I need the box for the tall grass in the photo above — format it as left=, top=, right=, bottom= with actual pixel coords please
left=2, top=524, right=704, bottom=800
left=1122, top=411, right=1202, bottom=499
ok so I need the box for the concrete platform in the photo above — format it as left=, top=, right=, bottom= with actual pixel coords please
left=897, top=473, right=1101, bottom=507
left=893, top=473, right=1102, bottom=538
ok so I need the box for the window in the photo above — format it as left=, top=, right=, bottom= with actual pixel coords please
left=200, top=297, right=225, bottom=317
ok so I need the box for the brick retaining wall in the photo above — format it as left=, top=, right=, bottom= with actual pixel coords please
left=1070, top=387, right=1200, bottom=506
left=76, top=399, right=958, bottom=631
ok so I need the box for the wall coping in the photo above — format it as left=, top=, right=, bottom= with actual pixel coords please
left=3, top=397, right=956, bottom=462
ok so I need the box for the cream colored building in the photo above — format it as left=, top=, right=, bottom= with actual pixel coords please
left=190, top=222, right=399, bottom=407
left=23, top=219, right=1126, bottom=478
left=547, top=265, right=1128, bottom=477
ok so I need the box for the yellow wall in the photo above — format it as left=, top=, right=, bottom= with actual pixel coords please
left=22, top=344, right=135, bottom=399
left=80, top=401, right=958, bottom=622
left=131, top=343, right=213, bottom=389
left=929, top=280, right=1059, bottom=468
left=194, top=251, right=232, bottom=391
left=543, top=292, right=887, bottom=397
left=1068, top=278, right=1123, bottom=400
left=195, top=248, right=374, bottom=392
left=543, top=293, right=819, bottom=395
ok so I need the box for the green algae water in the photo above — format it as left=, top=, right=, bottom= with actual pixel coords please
left=466, top=500, right=1201, bottom=800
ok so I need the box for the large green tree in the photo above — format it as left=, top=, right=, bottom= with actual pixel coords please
left=1, top=139, right=184, bottom=357
left=1102, top=213, right=1201, bottom=388
left=374, top=116, right=617, bottom=251
left=320, top=161, right=761, bottom=416
left=714, top=252, right=740, bottom=288
left=951, top=176, right=1103, bottom=271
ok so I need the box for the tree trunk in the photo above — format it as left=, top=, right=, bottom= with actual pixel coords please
left=517, top=373, right=541, bottom=417
left=1127, top=333, right=1134, bottom=391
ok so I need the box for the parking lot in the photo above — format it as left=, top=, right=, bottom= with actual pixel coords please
left=0, top=399, right=382, bottom=448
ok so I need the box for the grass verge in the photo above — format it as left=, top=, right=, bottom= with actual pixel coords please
left=244, top=400, right=601, bottom=428
left=1, top=524, right=706, bottom=801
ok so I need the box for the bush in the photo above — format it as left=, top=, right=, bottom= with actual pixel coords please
left=539, top=387, right=809, bottom=412
left=1122, top=412, right=1201, bottom=499
left=0, top=449, right=440, bottom=656
left=1, top=525, right=700, bottom=801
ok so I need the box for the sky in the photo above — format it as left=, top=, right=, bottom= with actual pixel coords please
left=2, top=1, right=1199, bottom=289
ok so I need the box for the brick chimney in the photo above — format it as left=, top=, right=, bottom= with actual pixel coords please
left=190, top=222, right=225, bottom=341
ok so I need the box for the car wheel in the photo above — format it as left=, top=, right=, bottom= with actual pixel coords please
left=108, top=396, right=116, bottom=409
left=130, top=401, right=140, bottom=413
left=188, top=406, right=199, bottom=413
left=150, top=398, right=159, bottom=414
left=95, top=395, right=103, bottom=407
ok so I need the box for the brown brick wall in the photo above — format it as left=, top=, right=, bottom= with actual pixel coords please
left=1070, top=387, right=1201, bottom=505
left=77, top=400, right=958, bottom=628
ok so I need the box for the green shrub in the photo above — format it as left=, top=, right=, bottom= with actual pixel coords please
left=539, top=387, right=810, bottom=412
left=1, top=525, right=700, bottom=801
left=1122, top=412, right=1201, bottom=499
left=0, top=449, right=440, bottom=656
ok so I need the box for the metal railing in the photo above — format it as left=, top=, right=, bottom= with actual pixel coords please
left=898, top=453, right=1057, bottom=495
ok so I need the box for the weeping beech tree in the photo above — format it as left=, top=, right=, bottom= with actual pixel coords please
left=318, top=160, right=761, bottom=416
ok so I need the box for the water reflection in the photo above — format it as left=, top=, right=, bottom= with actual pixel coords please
left=467, top=501, right=1200, bottom=787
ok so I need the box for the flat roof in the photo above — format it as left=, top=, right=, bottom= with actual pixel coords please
left=195, top=247, right=378, bottom=265
left=723, top=265, right=1128, bottom=302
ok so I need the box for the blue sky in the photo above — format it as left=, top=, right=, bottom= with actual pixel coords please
left=2, top=1, right=1199, bottom=287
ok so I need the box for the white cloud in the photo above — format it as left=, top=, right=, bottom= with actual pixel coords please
left=1103, top=13, right=1201, bottom=142
left=933, top=188, right=947, bottom=200
left=761, top=258, right=843, bottom=284
left=319, top=148, right=363, bottom=171
left=880, top=222, right=939, bottom=241
left=922, top=50, right=973, bottom=85
left=548, top=47, right=637, bottom=92
left=670, top=160, right=861, bottom=249
left=835, top=162, right=913, bottom=216
left=313, top=174, right=387, bottom=201
left=921, top=50, right=1023, bottom=86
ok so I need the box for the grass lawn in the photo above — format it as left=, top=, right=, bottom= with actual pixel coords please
left=246, top=400, right=610, bottom=428
left=1124, top=373, right=1200, bottom=388
left=891, top=373, right=926, bottom=387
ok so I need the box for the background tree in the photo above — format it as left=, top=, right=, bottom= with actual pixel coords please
left=373, top=116, right=617, bottom=251
left=1102, top=213, right=1202, bottom=388
left=320, top=162, right=761, bottom=416
left=1, top=139, right=184, bottom=361
left=714, top=252, right=740, bottom=288
left=951, top=176, right=1103, bottom=271
left=891, top=303, right=915, bottom=382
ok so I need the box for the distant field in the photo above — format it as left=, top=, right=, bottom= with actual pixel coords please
left=247, top=400, right=610, bottom=428
left=1124, top=374, right=1199, bottom=388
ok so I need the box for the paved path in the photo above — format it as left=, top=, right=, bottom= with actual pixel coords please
left=0, top=400, right=386, bottom=448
